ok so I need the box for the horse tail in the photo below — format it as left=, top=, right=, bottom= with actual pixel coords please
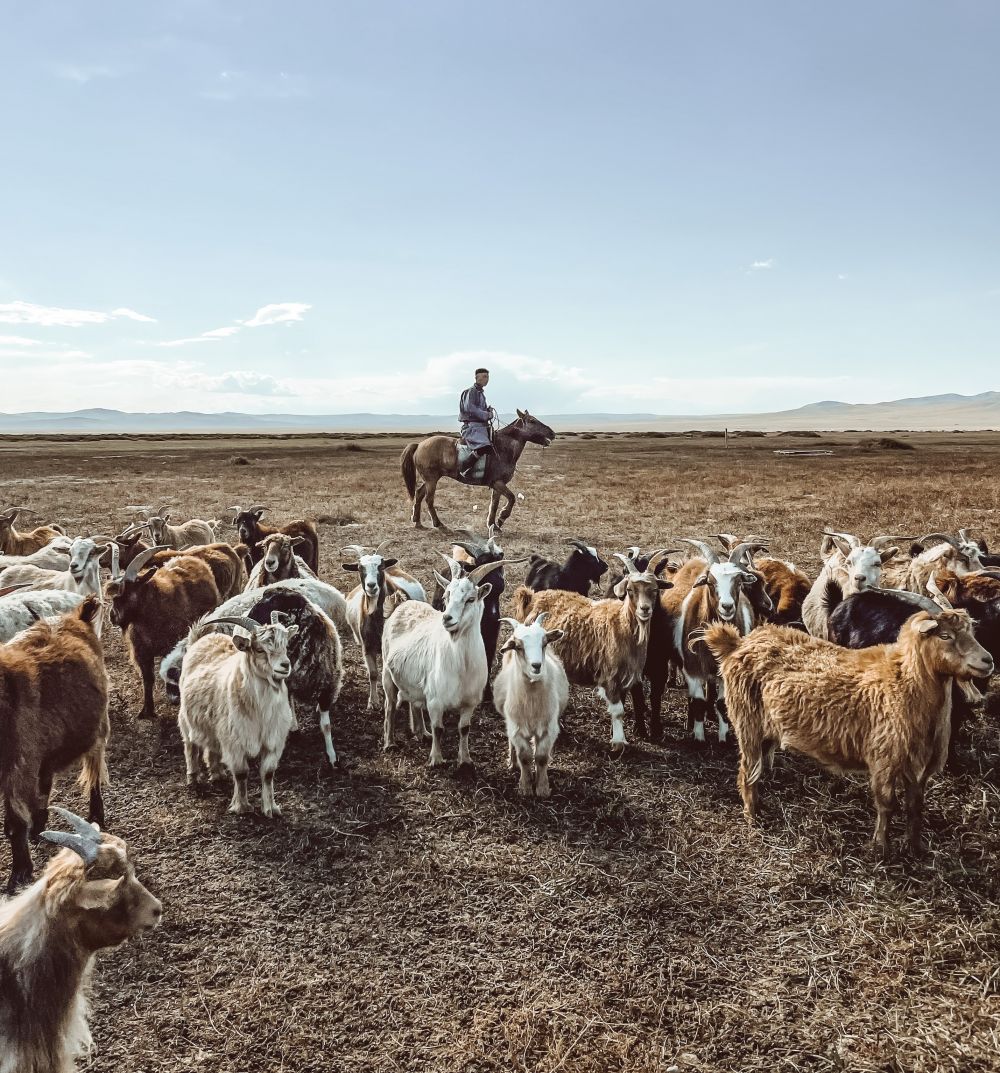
left=401, top=442, right=418, bottom=500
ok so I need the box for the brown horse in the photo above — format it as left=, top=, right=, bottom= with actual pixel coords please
left=401, top=410, right=555, bottom=530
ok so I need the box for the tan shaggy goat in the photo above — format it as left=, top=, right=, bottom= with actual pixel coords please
left=512, top=569, right=670, bottom=750
left=703, top=610, right=993, bottom=858
left=0, top=810, right=162, bottom=1073
left=0, top=507, right=65, bottom=556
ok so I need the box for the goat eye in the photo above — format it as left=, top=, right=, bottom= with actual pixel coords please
left=939, top=632, right=952, bottom=640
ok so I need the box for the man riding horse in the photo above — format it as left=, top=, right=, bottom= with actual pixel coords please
left=400, top=369, right=555, bottom=530
left=458, top=367, right=495, bottom=479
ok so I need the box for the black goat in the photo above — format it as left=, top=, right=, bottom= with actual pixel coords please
left=525, top=538, right=608, bottom=596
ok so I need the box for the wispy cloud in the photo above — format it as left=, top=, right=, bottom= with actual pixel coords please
left=750, top=259, right=775, bottom=270
left=50, top=63, right=117, bottom=84
left=0, top=301, right=157, bottom=327
left=0, top=335, right=43, bottom=347
left=155, top=302, right=311, bottom=346
left=200, top=70, right=308, bottom=102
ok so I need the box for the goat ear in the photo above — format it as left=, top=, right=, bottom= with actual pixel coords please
left=477, top=582, right=493, bottom=601
left=916, top=617, right=939, bottom=634
left=256, top=539, right=268, bottom=549
left=342, top=563, right=360, bottom=571
left=693, top=573, right=710, bottom=588
left=544, top=628, right=564, bottom=644
left=254, top=507, right=267, bottom=518
left=500, top=638, right=517, bottom=653
left=232, top=633, right=253, bottom=652
left=433, top=570, right=450, bottom=589
left=163, top=513, right=170, bottom=523
left=286, top=625, right=299, bottom=639
left=613, top=578, right=628, bottom=598
left=879, top=547, right=898, bottom=564
left=381, top=558, right=398, bottom=569
left=75, top=876, right=125, bottom=911
left=656, top=579, right=673, bottom=590
left=291, top=536, right=305, bottom=547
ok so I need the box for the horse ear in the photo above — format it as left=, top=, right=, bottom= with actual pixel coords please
left=516, top=408, right=526, bottom=419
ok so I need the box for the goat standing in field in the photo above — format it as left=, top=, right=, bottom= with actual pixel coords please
left=493, top=615, right=568, bottom=797
left=704, top=609, right=993, bottom=858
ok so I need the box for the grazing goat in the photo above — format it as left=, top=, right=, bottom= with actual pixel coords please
left=704, top=610, right=993, bottom=858
left=232, top=504, right=320, bottom=575
left=493, top=615, right=568, bottom=797
left=382, top=557, right=518, bottom=766
left=801, top=530, right=901, bottom=639
left=162, top=586, right=344, bottom=768
left=0, top=589, right=87, bottom=644
left=0, top=598, right=109, bottom=892
left=524, top=538, right=609, bottom=596
left=178, top=613, right=299, bottom=815
left=246, top=532, right=316, bottom=589
left=343, top=544, right=425, bottom=710
left=138, top=509, right=219, bottom=550
left=0, top=535, right=72, bottom=573
left=513, top=568, right=670, bottom=749
left=0, top=811, right=162, bottom=1073
left=883, top=531, right=985, bottom=594
left=664, top=539, right=757, bottom=743
left=105, top=545, right=223, bottom=720
left=0, top=507, right=64, bottom=556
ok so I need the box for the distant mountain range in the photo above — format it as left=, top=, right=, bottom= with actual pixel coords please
left=2, top=392, right=1000, bottom=433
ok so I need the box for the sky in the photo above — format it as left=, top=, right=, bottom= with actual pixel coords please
left=1, top=0, right=998, bottom=417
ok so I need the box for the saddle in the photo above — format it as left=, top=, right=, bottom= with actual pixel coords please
left=456, top=444, right=489, bottom=484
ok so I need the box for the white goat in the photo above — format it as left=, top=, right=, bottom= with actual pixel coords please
left=141, top=511, right=218, bottom=550
left=0, top=536, right=106, bottom=596
left=493, top=614, right=568, bottom=798
left=0, top=589, right=87, bottom=643
left=381, top=555, right=515, bottom=767
left=178, top=613, right=299, bottom=816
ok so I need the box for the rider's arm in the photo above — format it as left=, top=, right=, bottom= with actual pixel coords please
left=465, top=387, right=491, bottom=423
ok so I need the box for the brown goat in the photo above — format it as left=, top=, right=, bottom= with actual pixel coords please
left=0, top=597, right=109, bottom=892
left=0, top=508, right=65, bottom=556
left=105, top=547, right=223, bottom=720
left=232, top=505, right=320, bottom=574
left=704, top=611, right=993, bottom=858
left=512, top=570, right=670, bottom=750
left=754, top=556, right=811, bottom=627
left=149, top=542, right=248, bottom=601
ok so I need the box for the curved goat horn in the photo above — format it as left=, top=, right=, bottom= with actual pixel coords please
left=680, top=538, right=719, bottom=566
left=917, top=532, right=961, bottom=551
left=451, top=540, right=484, bottom=560
left=440, top=553, right=465, bottom=579
left=467, top=558, right=528, bottom=584
left=822, top=529, right=861, bottom=547
left=869, top=534, right=917, bottom=550
left=925, top=572, right=954, bottom=611
left=39, top=831, right=101, bottom=864
left=341, top=544, right=368, bottom=558
left=613, top=552, right=636, bottom=571
left=728, top=541, right=768, bottom=568
left=121, top=545, right=170, bottom=583
left=205, top=615, right=262, bottom=635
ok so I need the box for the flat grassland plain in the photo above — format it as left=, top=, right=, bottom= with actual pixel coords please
left=2, top=430, right=999, bottom=1073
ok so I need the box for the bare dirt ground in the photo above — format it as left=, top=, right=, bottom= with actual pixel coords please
left=2, top=430, right=1000, bottom=1073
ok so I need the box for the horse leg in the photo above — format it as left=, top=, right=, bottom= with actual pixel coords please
left=487, top=487, right=501, bottom=529
left=412, top=481, right=426, bottom=527
left=496, top=483, right=516, bottom=528
left=425, top=477, right=446, bottom=529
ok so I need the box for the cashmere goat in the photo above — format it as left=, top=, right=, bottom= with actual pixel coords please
left=493, top=615, right=568, bottom=797
left=178, top=613, right=299, bottom=815
left=0, top=598, right=109, bottom=892
left=231, top=504, right=320, bottom=575
left=105, top=545, right=223, bottom=720
left=246, top=532, right=317, bottom=589
left=381, top=557, right=517, bottom=766
left=0, top=811, right=162, bottom=1073
left=162, top=586, right=344, bottom=768
left=0, top=507, right=65, bottom=556
left=704, top=611, right=993, bottom=858
left=137, top=509, right=219, bottom=550
left=0, top=535, right=72, bottom=573
left=801, top=530, right=902, bottom=639
left=524, top=538, right=609, bottom=596
left=512, top=569, right=670, bottom=749
left=882, top=531, right=986, bottom=594
left=0, top=589, right=87, bottom=644
left=663, top=539, right=758, bottom=743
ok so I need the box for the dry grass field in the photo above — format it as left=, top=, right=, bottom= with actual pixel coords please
left=2, top=430, right=1000, bottom=1073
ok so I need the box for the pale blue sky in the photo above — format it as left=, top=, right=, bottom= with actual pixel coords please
left=1, top=1, right=997, bottom=415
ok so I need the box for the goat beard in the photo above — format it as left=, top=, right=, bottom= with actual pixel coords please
left=956, top=678, right=986, bottom=704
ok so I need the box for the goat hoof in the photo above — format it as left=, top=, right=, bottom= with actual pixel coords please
left=262, top=805, right=282, bottom=819
left=228, top=802, right=253, bottom=815
left=6, top=870, right=32, bottom=895
left=428, top=756, right=447, bottom=768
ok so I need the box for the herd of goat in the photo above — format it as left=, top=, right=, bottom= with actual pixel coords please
left=1, top=499, right=999, bottom=1071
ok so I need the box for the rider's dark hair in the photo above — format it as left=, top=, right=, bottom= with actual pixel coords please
left=475, top=367, right=489, bottom=376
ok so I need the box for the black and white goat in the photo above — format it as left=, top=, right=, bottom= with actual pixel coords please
left=524, top=538, right=608, bottom=596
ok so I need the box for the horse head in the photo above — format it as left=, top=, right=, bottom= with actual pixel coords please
left=515, top=408, right=555, bottom=447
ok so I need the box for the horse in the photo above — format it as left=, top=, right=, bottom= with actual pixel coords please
left=401, top=409, right=555, bottom=530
